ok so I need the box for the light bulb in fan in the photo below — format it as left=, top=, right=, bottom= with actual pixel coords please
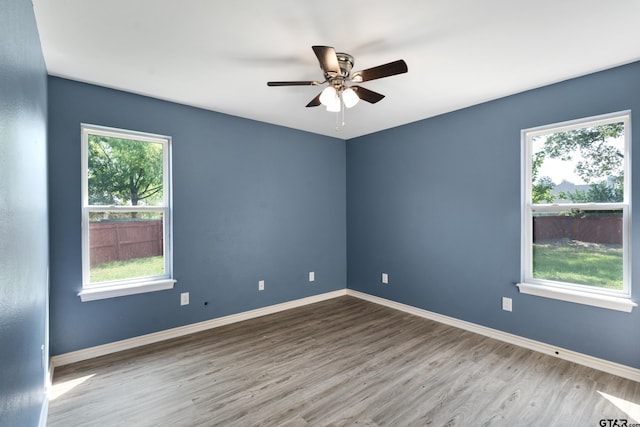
left=319, top=86, right=337, bottom=106
left=342, top=88, right=359, bottom=108
left=326, top=96, right=341, bottom=112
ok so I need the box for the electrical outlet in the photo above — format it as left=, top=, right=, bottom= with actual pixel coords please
left=181, top=292, right=189, bottom=306
left=382, top=273, right=389, bottom=284
left=259, top=280, right=265, bottom=291
left=309, top=271, right=315, bottom=282
left=502, top=297, right=512, bottom=312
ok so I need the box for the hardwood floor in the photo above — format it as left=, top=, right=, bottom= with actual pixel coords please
left=48, top=296, right=640, bottom=426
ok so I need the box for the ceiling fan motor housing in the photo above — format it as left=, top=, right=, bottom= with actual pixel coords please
left=325, top=52, right=354, bottom=91
left=336, top=53, right=354, bottom=77
left=327, top=53, right=354, bottom=90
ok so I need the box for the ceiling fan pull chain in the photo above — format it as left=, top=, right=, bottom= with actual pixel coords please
left=334, top=95, right=346, bottom=131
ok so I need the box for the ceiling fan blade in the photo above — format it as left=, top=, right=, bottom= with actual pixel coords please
left=312, top=45, right=340, bottom=76
left=351, top=60, right=408, bottom=83
left=267, top=81, right=321, bottom=86
left=352, top=86, right=385, bottom=104
left=305, top=93, right=322, bottom=107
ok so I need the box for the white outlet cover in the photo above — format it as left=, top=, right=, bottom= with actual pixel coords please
left=382, top=273, right=389, bottom=284
left=309, top=271, right=315, bottom=282
left=259, top=280, right=265, bottom=291
left=180, top=292, right=189, bottom=306
left=502, top=297, right=512, bottom=312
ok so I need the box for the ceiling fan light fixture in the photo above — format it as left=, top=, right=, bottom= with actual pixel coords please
left=342, top=88, right=359, bottom=108
left=319, top=86, right=337, bottom=107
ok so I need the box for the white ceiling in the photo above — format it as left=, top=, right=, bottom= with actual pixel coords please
left=33, top=0, right=640, bottom=140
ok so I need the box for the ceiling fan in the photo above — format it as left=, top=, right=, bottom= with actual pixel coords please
left=267, top=46, right=408, bottom=112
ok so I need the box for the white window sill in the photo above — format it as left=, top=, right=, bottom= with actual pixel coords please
left=78, top=279, right=176, bottom=302
left=517, top=282, right=637, bottom=313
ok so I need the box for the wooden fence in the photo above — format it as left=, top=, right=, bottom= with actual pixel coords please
left=533, top=214, right=622, bottom=245
left=90, top=220, right=163, bottom=265
left=89, top=216, right=619, bottom=266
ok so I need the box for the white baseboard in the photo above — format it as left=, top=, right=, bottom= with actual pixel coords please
left=38, top=395, right=48, bottom=427
left=51, top=289, right=347, bottom=368
left=39, top=359, right=54, bottom=427
left=346, top=289, right=640, bottom=383
left=48, top=359, right=55, bottom=388
left=50, top=287, right=640, bottom=383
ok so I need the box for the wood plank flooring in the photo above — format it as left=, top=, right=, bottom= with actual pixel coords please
left=48, top=296, right=640, bottom=426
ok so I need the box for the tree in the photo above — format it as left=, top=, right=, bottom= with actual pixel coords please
left=542, top=123, right=624, bottom=184
left=531, top=150, right=556, bottom=203
left=558, top=180, right=622, bottom=203
left=532, top=176, right=555, bottom=204
left=88, top=135, right=163, bottom=207
left=532, top=122, right=624, bottom=203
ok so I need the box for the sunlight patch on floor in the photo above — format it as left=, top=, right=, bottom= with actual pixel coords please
left=598, top=391, right=640, bottom=423
left=49, top=374, right=95, bottom=401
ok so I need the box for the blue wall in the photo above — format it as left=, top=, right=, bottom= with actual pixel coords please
left=0, top=0, right=49, bottom=425
left=48, top=77, right=347, bottom=355
left=347, top=61, right=640, bottom=368
left=47, top=54, right=640, bottom=370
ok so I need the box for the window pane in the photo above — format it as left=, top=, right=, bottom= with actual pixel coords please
left=88, top=135, right=164, bottom=206
left=532, top=210, right=622, bottom=290
left=89, top=211, right=165, bottom=283
left=531, top=122, right=625, bottom=204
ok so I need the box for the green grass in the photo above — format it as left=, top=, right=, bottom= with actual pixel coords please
left=533, top=241, right=622, bottom=290
left=91, top=256, right=164, bottom=283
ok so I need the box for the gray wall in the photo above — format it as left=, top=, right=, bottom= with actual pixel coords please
left=48, top=77, right=347, bottom=355
left=0, top=0, right=49, bottom=425
left=347, top=61, right=640, bottom=368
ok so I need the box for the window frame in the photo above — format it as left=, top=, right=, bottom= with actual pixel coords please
left=79, top=124, right=175, bottom=302
left=518, top=111, right=636, bottom=312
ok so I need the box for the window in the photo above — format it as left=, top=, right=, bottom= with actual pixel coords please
left=519, top=111, right=635, bottom=312
left=80, top=124, right=174, bottom=301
